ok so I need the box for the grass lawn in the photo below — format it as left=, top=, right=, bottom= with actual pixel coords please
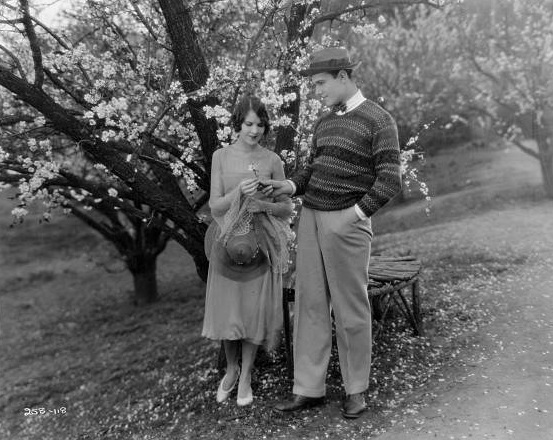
left=0, top=141, right=548, bottom=439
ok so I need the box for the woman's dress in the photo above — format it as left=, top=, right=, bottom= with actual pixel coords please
left=202, top=146, right=286, bottom=349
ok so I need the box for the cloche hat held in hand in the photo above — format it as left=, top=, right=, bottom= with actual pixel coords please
left=299, top=47, right=362, bottom=77
left=204, top=220, right=268, bottom=281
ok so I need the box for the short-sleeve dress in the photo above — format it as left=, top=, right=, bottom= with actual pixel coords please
left=202, top=146, right=285, bottom=349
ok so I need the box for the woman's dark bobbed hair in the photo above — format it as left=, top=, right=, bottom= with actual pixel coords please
left=230, top=94, right=271, bottom=136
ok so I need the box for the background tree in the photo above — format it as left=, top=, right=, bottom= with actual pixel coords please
left=452, top=0, right=553, bottom=198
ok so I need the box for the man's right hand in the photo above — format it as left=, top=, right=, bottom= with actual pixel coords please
left=261, top=179, right=294, bottom=197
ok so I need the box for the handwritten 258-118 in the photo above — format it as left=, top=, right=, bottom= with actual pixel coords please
left=24, top=407, right=66, bottom=416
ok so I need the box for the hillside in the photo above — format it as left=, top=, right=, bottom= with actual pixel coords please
left=0, top=141, right=551, bottom=439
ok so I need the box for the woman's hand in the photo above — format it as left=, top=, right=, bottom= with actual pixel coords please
left=239, top=178, right=260, bottom=196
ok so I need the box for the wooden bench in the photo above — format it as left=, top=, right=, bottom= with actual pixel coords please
left=281, top=255, right=423, bottom=377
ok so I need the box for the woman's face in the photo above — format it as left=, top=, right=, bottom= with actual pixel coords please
left=238, top=110, right=265, bottom=147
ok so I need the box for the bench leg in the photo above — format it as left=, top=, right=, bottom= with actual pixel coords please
left=282, top=290, right=293, bottom=379
left=217, top=342, right=225, bottom=372
left=372, top=292, right=395, bottom=341
left=394, top=286, right=423, bottom=337
left=412, top=280, right=424, bottom=336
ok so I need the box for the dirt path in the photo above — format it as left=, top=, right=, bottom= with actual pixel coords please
left=375, top=203, right=553, bottom=440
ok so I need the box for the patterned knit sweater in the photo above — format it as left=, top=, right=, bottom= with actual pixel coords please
left=291, top=99, right=401, bottom=217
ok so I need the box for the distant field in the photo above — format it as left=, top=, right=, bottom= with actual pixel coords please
left=373, top=140, right=543, bottom=234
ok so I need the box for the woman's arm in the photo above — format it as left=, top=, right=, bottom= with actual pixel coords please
left=209, top=150, right=235, bottom=218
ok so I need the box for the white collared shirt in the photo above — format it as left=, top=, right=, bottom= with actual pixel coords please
left=336, top=89, right=366, bottom=115
left=287, top=89, right=369, bottom=220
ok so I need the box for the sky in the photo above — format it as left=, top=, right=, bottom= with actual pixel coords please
left=36, top=0, right=68, bottom=25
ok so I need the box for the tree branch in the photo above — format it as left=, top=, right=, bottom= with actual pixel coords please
left=244, top=4, right=279, bottom=72
left=0, top=43, right=27, bottom=79
left=66, top=202, right=118, bottom=241
left=312, top=0, right=441, bottom=25
left=0, top=114, right=35, bottom=126
left=31, top=16, right=71, bottom=49
left=146, top=135, right=209, bottom=186
left=509, top=138, right=541, bottom=160
left=43, top=68, right=90, bottom=109
left=130, top=0, right=171, bottom=51
left=19, top=0, right=44, bottom=88
left=57, top=169, right=135, bottom=200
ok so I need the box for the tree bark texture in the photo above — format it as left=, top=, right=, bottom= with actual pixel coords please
left=538, top=141, right=553, bottom=199
left=128, top=254, right=159, bottom=305
left=158, top=0, right=220, bottom=194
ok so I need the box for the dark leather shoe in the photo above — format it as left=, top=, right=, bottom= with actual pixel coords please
left=341, top=392, right=367, bottom=419
left=274, top=395, right=325, bottom=412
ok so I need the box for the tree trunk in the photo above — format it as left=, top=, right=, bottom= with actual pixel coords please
left=128, top=254, right=159, bottom=305
left=539, top=145, right=553, bottom=199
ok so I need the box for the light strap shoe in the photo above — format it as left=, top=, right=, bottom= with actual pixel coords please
left=216, top=367, right=240, bottom=403
left=236, top=386, right=253, bottom=406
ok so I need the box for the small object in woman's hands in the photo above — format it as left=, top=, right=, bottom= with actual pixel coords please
left=257, top=182, right=269, bottom=191
left=248, top=162, right=259, bottom=178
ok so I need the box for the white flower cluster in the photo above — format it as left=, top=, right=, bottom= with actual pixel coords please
left=93, top=163, right=108, bottom=173
left=351, top=23, right=380, bottom=37
left=198, top=59, right=243, bottom=100
left=13, top=158, right=62, bottom=219
left=179, top=146, right=196, bottom=164
left=170, top=162, right=184, bottom=177
left=69, top=189, right=91, bottom=202
left=203, top=105, right=231, bottom=124
left=0, top=146, right=9, bottom=161
left=168, top=81, right=189, bottom=110
left=279, top=149, right=296, bottom=165
left=183, top=168, right=199, bottom=192
left=11, top=207, right=29, bottom=219
left=291, top=47, right=311, bottom=74
left=217, top=126, right=233, bottom=144
left=258, top=70, right=298, bottom=128
left=46, top=45, right=89, bottom=73
left=167, top=122, right=195, bottom=140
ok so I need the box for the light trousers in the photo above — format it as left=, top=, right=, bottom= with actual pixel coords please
left=292, top=206, right=373, bottom=397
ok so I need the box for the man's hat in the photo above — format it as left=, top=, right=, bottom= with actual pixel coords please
left=299, top=47, right=361, bottom=77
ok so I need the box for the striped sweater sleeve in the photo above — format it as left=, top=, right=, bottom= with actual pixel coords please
left=356, top=121, right=402, bottom=217
left=289, top=119, right=321, bottom=196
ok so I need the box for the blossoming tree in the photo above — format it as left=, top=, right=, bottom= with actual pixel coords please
left=0, top=0, right=446, bottom=302
left=452, top=0, right=553, bottom=198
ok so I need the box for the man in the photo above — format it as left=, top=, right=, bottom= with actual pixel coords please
left=266, top=47, right=402, bottom=419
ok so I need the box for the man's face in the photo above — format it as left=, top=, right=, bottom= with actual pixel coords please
left=311, top=71, right=346, bottom=107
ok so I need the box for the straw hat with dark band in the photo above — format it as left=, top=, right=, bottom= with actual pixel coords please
left=299, top=47, right=361, bottom=77
left=204, top=221, right=269, bottom=281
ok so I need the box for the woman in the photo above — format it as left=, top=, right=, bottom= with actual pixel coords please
left=202, top=95, right=293, bottom=406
